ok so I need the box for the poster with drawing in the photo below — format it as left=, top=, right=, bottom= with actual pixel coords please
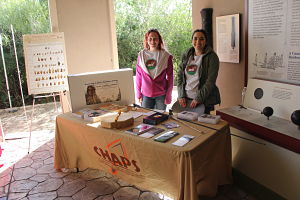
left=248, top=0, right=300, bottom=85
left=84, top=80, right=121, bottom=105
left=23, top=32, right=69, bottom=94
left=216, top=14, right=240, bottom=63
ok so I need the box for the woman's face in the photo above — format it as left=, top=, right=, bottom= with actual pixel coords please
left=192, top=32, right=206, bottom=52
left=147, top=32, right=159, bottom=51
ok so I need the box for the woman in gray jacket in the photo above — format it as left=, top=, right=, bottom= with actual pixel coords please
left=174, top=29, right=220, bottom=114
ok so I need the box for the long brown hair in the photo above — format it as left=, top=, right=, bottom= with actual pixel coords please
left=143, top=29, right=164, bottom=50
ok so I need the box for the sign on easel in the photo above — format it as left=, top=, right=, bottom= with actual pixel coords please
left=23, top=32, right=69, bottom=94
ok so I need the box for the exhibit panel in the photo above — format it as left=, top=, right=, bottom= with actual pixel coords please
left=217, top=106, right=300, bottom=200
left=23, top=32, right=69, bottom=95
left=67, top=68, right=135, bottom=112
left=54, top=111, right=232, bottom=200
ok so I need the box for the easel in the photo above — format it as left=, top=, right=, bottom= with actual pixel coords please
left=27, top=92, right=61, bottom=154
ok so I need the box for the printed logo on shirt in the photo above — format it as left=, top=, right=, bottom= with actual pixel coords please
left=186, top=64, right=198, bottom=75
left=146, top=59, right=157, bottom=70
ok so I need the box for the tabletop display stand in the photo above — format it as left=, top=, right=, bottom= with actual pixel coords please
left=217, top=78, right=300, bottom=200
left=23, top=32, right=69, bottom=153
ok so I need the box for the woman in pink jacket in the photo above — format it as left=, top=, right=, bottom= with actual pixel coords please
left=135, top=29, right=174, bottom=111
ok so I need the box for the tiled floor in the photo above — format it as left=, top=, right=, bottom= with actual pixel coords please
left=0, top=102, right=256, bottom=200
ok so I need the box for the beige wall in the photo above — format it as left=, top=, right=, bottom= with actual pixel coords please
left=48, top=0, right=118, bottom=74
left=192, top=0, right=245, bottom=109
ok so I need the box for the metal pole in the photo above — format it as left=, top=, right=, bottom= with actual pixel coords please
left=0, top=32, right=13, bottom=108
left=11, top=24, right=28, bottom=119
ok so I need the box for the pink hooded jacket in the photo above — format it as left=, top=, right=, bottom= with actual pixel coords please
left=135, top=52, right=174, bottom=104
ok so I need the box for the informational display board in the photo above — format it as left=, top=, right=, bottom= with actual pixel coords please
left=216, top=14, right=240, bottom=63
left=244, top=78, right=300, bottom=120
left=248, top=0, right=300, bottom=85
left=23, top=32, right=69, bottom=95
left=68, top=68, right=135, bottom=112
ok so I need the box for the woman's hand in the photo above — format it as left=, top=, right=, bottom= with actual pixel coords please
left=138, top=98, right=143, bottom=104
left=179, top=98, right=186, bottom=107
left=189, top=100, right=199, bottom=108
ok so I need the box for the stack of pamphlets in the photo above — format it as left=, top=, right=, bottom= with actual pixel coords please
left=125, top=124, right=154, bottom=135
left=177, top=111, right=199, bottom=121
left=83, top=109, right=108, bottom=122
left=198, top=114, right=221, bottom=124
left=172, top=135, right=194, bottom=147
left=154, top=131, right=179, bottom=143
left=72, top=108, right=94, bottom=118
left=139, top=127, right=164, bottom=138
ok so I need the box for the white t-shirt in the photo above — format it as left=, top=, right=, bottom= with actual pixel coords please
left=143, top=50, right=160, bottom=79
left=185, top=55, right=203, bottom=99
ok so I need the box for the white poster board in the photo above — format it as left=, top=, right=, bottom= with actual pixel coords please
left=248, top=0, right=300, bottom=85
left=23, top=32, right=69, bottom=95
left=216, top=14, right=240, bottom=63
left=68, top=68, right=135, bottom=112
left=244, top=78, right=300, bottom=120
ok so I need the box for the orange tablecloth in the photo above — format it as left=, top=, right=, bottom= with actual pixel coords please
left=54, top=112, right=232, bottom=200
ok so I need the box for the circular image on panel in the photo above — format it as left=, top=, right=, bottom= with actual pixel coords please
left=254, top=88, right=264, bottom=99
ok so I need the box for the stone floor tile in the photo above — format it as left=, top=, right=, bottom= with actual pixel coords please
left=0, top=185, right=8, bottom=198
left=56, top=197, right=74, bottom=200
left=0, top=172, right=11, bottom=187
left=31, top=151, right=51, bottom=161
left=0, top=167, right=12, bottom=178
left=117, top=179, right=132, bottom=187
left=7, top=192, right=27, bottom=200
left=79, top=168, right=107, bottom=181
left=29, top=174, right=49, bottom=183
left=140, top=191, right=162, bottom=200
left=10, top=180, right=38, bottom=193
left=62, top=173, right=81, bottom=182
left=49, top=171, right=69, bottom=178
left=13, top=167, right=36, bottom=180
left=36, top=164, right=56, bottom=174
left=113, top=186, right=140, bottom=200
left=44, top=157, right=54, bottom=165
left=27, top=191, right=57, bottom=200
left=72, top=177, right=119, bottom=200
left=95, top=194, right=114, bottom=200
left=57, top=178, right=86, bottom=197
left=15, top=157, right=34, bottom=169
left=30, top=160, right=44, bottom=170
left=29, top=178, right=63, bottom=194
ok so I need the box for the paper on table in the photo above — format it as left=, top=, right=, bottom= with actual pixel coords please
left=172, top=135, right=195, bottom=147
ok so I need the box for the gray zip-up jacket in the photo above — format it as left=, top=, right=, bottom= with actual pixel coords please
left=177, top=46, right=221, bottom=107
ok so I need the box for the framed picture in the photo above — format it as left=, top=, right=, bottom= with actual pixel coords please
left=216, top=14, right=240, bottom=63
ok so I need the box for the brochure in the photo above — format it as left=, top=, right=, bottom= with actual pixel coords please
left=72, top=108, right=94, bottom=118
left=83, top=109, right=108, bottom=122
left=172, top=135, right=195, bottom=147
left=161, top=122, right=180, bottom=129
left=154, top=131, right=179, bottom=143
left=125, top=123, right=154, bottom=135
left=178, top=111, right=199, bottom=121
left=198, top=114, right=221, bottom=124
left=139, top=127, right=165, bottom=138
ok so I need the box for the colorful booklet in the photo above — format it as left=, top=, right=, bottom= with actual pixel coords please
left=172, top=135, right=195, bottom=147
left=154, top=131, right=179, bottom=143
left=139, top=127, right=165, bottom=138
left=125, top=123, right=154, bottom=135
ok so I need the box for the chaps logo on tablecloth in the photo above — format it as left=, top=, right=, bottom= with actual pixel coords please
left=94, top=139, right=140, bottom=175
